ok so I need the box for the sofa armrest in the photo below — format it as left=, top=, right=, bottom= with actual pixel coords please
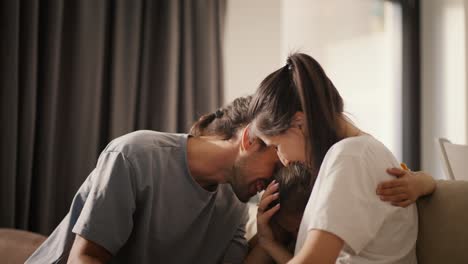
left=416, top=180, right=468, bottom=264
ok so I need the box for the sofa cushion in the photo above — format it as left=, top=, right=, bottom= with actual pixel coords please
left=416, top=180, right=468, bottom=264
left=0, top=228, right=46, bottom=263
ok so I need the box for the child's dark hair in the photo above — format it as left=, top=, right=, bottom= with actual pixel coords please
left=190, top=96, right=252, bottom=140
left=269, top=162, right=315, bottom=214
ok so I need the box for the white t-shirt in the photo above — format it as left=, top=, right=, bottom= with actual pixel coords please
left=295, top=135, right=418, bottom=264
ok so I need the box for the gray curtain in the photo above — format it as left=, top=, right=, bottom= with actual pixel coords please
left=0, top=0, right=225, bottom=235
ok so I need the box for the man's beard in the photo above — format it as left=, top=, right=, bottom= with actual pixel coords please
left=229, top=161, right=251, bottom=203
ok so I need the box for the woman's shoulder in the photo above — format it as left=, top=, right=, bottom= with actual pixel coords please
left=326, top=135, right=397, bottom=163
left=324, top=134, right=398, bottom=170
left=327, top=134, right=375, bottom=158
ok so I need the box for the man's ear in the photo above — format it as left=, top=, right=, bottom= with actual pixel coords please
left=291, top=112, right=306, bottom=132
left=240, top=124, right=254, bottom=152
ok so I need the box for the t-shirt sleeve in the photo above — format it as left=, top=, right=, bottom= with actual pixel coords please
left=302, top=155, right=393, bottom=254
left=221, top=206, right=249, bottom=264
left=72, top=151, right=137, bottom=255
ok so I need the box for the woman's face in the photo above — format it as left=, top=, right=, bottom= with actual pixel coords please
left=257, top=126, right=307, bottom=167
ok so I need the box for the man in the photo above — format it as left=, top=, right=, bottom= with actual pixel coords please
left=27, top=96, right=280, bottom=263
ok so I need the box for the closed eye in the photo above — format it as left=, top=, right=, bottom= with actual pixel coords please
left=258, top=139, right=267, bottom=148
left=267, top=144, right=278, bottom=151
left=260, top=140, right=277, bottom=150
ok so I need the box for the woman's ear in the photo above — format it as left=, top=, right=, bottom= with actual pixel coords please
left=291, top=112, right=305, bottom=131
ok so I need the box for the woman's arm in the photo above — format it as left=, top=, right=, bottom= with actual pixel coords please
left=376, top=167, right=436, bottom=207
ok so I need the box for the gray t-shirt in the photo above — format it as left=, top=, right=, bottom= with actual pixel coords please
left=26, top=131, right=249, bottom=264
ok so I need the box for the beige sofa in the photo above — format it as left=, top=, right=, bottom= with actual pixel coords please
left=416, top=180, right=468, bottom=264
left=0, top=228, right=46, bottom=264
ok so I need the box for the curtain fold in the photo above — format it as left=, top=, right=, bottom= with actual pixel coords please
left=0, top=0, right=225, bottom=235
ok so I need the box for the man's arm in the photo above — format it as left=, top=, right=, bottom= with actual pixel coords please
left=67, top=235, right=112, bottom=264
left=222, top=205, right=250, bottom=264
left=288, top=230, right=343, bottom=264
left=69, top=151, right=137, bottom=259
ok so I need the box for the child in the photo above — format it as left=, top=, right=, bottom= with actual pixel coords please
left=245, top=163, right=313, bottom=264
left=245, top=163, right=435, bottom=264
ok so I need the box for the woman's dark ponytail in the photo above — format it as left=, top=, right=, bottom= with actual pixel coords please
left=249, top=53, right=344, bottom=172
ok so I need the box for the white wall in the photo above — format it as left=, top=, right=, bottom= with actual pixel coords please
left=466, top=0, right=468, bottom=143
left=224, top=0, right=282, bottom=103
left=421, top=0, right=467, bottom=179
left=280, top=0, right=379, bottom=62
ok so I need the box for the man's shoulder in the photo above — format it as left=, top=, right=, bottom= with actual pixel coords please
left=104, top=130, right=188, bottom=157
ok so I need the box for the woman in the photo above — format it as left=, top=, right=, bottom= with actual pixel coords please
left=246, top=53, right=434, bottom=263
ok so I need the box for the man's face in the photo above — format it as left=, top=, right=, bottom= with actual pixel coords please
left=229, top=140, right=280, bottom=202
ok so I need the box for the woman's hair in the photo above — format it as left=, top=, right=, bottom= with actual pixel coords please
left=248, top=53, right=344, bottom=171
left=189, top=95, right=252, bottom=140
left=268, top=162, right=315, bottom=214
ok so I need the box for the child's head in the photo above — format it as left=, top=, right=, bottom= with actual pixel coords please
left=270, top=162, right=315, bottom=236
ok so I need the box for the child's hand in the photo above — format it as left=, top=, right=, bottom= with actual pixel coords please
left=376, top=168, right=418, bottom=207
left=256, top=180, right=280, bottom=247
left=376, top=167, right=436, bottom=207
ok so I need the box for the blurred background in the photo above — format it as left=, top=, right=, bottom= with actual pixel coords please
left=1, top=0, right=467, bottom=236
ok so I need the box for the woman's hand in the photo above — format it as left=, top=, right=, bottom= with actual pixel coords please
left=376, top=167, right=436, bottom=207
left=256, top=180, right=280, bottom=247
